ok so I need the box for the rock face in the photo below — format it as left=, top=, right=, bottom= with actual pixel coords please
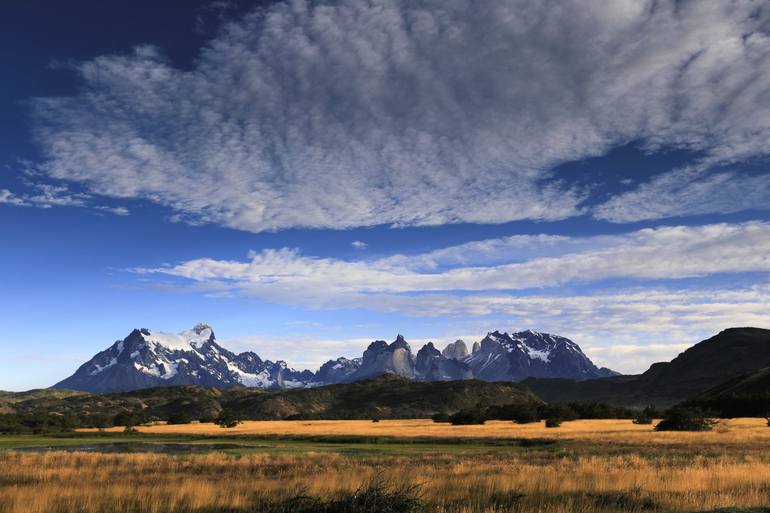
left=346, top=335, right=416, bottom=382
left=465, top=330, right=617, bottom=382
left=442, top=340, right=469, bottom=360
left=309, top=357, right=362, bottom=386
left=53, top=324, right=311, bottom=393
left=54, top=326, right=617, bottom=392
left=416, top=342, right=473, bottom=381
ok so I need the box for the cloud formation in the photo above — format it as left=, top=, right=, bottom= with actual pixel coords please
left=132, top=219, right=770, bottom=369
left=30, top=0, right=770, bottom=231
left=0, top=184, right=129, bottom=215
left=137, top=221, right=770, bottom=300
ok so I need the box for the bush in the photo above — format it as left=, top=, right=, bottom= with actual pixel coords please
left=431, top=412, right=451, bottom=423
left=655, top=408, right=716, bottom=432
left=216, top=411, right=241, bottom=429
left=372, top=418, right=380, bottom=423
left=449, top=408, right=486, bottom=425
left=544, top=417, right=562, bottom=428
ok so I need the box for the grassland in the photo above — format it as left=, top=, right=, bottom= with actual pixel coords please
left=3, top=419, right=770, bottom=513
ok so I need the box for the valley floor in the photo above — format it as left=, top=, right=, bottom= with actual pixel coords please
left=2, top=419, right=770, bottom=513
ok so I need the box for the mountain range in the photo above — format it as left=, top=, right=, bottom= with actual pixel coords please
left=6, top=326, right=769, bottom=419
left=53, top=324, right=616, bottom=393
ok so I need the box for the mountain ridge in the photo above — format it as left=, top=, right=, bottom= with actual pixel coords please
left=52, top=324, right=615, bottom=393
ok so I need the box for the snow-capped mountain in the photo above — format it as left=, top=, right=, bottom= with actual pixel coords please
left=54, top=325, right=616, bottom=392
left=53, top=323, right=312, bottom=393
left=465, top=330, right=617, bottom=381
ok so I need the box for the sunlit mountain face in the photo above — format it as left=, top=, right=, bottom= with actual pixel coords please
left=1, top=0, right=770, bottom=391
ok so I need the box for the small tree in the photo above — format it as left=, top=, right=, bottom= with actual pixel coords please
left=655, top=408, right=716, bottom=432
left=216, top=411, right=241, bottom=429
left=544, top=417, right=562, bottom=428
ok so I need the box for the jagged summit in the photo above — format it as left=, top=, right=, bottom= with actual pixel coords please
left=53, top=324, right=311, bottom=393
left=54, top=327, right=617, bottom=392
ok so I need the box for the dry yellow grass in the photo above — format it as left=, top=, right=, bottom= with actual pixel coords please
left=4, top=420, right=769, bottom=512
left=2, top=446, right=770, bottom=513
left=84, top=417, right=770, bottom=445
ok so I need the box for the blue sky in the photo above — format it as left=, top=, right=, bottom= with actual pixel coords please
left=2, top=0, right=770, bottom=390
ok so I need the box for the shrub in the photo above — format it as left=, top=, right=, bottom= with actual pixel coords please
left=216, top=411, right=241, bottom=429
left=431, top=412, right=451, bottom=423
left=372, top=418, right=380, bottom=423
left=449, top=408, right=486, bottom=425
left=655, top=408, right=716, bottom=432
left=544, top=417, right=562, bottom=428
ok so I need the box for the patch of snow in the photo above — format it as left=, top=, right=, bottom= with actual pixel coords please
left=159, top=362, right=179, bottom=379
left=527, top=348, right=552, bottom=362
left=130, top=351, right=140, bottom=359
left=226, top=361, right=273, bottom=387
left=134, top=361, right=161, bottom=377
left=89, top=357, right=117, bottom=375
left=140, top=324, right=213, bottom=352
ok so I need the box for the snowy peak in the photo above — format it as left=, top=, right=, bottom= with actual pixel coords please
left=138, top=323, right=215, bottom=352
left=54, top=326, right=617, bottom=393
left=54, top=324, right=309, bottom=393
left=466, top=330, right=614, bottom=382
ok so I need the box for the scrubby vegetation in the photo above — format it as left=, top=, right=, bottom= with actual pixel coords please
left=655, top=408, right=717, bottom=432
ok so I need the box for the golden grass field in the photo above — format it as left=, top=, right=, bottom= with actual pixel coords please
left=3, top=419, right=770, bottom=513
left=85, top=417, right=770, bottom=446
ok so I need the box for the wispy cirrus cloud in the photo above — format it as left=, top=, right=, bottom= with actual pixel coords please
left=0, top=183, right=129, bottom=215
left=27, top=0, right=770, bottom=231
left=595, top=166, right=770, bottom=223
left=131, top=220, right=770, bottom=371
left=136, top=221, right=770, bottom=300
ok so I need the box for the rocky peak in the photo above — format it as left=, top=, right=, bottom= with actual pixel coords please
left=442, top=340, right=469, bottom=360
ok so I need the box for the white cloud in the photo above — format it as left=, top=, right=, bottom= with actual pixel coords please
left=0, top=183, right=129, bottom=215
left=30, top=0, right=770, bottom=231
left=136, top=221, right=770, bottom=299
left=351, top=240, right=367, bottom=250
left=595, top=166, right=770, bottom=222
left=219, top=287, right=770, bottom=373
left=132, top=220, right=770, bottom=373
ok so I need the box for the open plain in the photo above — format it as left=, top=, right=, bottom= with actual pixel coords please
left=2, top=419, right=770, bottom=513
